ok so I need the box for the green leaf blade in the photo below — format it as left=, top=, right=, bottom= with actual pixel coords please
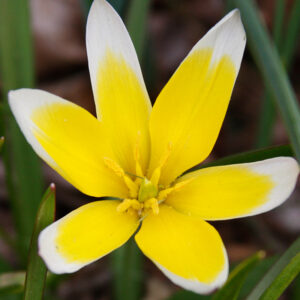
left=111, top=238, right=143, bottom=300
left=187, top=144, right=293, bottom=173
left=212, top=251, right=265, bottom=300
left=246, top=237, right=300, bottom=300
left=0, top=0, right=44, bottom=262
left=231, top=0, right=300, bottom=162
left=23, top=184, right=56, bottom=300
left=260, top=252, right=300, bottom=300
left=126, top=0, right=150, bottom=59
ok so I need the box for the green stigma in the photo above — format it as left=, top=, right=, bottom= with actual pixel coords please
left=138, top=178, right=158, bottom=202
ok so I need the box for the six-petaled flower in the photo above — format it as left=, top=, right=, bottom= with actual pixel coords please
left=9, top=0, right=299, bottom=294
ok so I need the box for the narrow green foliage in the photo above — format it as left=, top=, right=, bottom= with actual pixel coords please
left=239, top=256, right=278, bottom=299
left=246, top=237, right=300, bottom=300
left=255, top=90, right=276, bottom=148
left=111, top=238, right=143, bottom=300
left=232, top=0, right=300, bottom=162
left=108, top=0, right=127, bottom=15
left=168, top=290, right=211, bottom=300
left=0, top=272, right=25, bottom=295
left=0, top=258, right=13, bottom=273
left=260, top=253, right=300, bottom=300
left=255, top=0, right=284, bottom=148
left=189, top=144, right=293, bottom=172
left=80, top=0, right=127, bottom=18
left=80, top=0, right=93, bottom=16
left=0, top=0, right=43, bottom=261
left=291, top=273, right=300, bottom=300
left=23, top=185, right=56, bottom=300
left=255, top=0, right=300, bottom=148
left=126, top=0, right=151, bottom=60
left=272, top=0, right=285, bottom=46
left=281, top=0, right=300, bottom=69
left=212, top=251, right=265, bottom=300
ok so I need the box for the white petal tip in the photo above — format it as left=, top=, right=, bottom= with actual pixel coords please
left=245, top=157, right=299, bottom=216
left=154, top=247, right=229, bottom=294
left=189, top=8, right=246, bottom=73
left=38, top=222, right=82, bottom=274
left=155, top=259, right=228, bottom=294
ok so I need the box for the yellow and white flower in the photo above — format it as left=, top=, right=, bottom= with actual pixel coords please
left=8, top=0, right=299, bottom=294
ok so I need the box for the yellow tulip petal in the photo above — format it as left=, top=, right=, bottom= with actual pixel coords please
left=9, top=89, right=128, bottom=198
left=39, top=200, right=139, bottom=274
left=166, top=157, right=299, bottom=220
left=86, top=0, right=151, bottom=174
left=135, top=204, right=228, bottom=294
left=148, top=10, right=246, bottom=186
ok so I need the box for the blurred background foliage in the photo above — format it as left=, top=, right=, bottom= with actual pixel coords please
left=0, top=0, right=300, bottom=299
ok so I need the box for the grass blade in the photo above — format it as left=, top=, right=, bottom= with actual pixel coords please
left=281, top=0, right=300, bottom=69
left=239, top=256, right=278, bottom=299
left=212, top=251, right=265, bottom=300
left=260, top=252, right=300, bottom=300
left=246, top=236, right=300, bottom=300
left=168, top=290, right=211, bottom=300
left=291, top=273, right=300, bottom=300
left=0, top=272, right=25, bottom=295
left=126, top=0, right=151, bottom=60
left=0, top=0, right=44, bottom=261
left=255, top=90, right=276, bottom=148
left=187, top=144, right=293, bottom=172
left=80, top=0, right=127, bottom=19
left=231, top=0, right=300, bottom=162
left=255, top=0, right=284, bottom=148
left=23, top=184, right=56, bottom=300
left=111, top=238, right=143, bottom=300
left=108, top=0, right=127, bottom=15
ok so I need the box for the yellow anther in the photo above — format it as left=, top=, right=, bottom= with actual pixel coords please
left=150, top=142, right=173, bottom=186
left=117, top=199, right=142, bottom=213
left=158, top=178, right=194, bottom=201
left=173, top=178, right=194, bottom=190
left=158, top=187, right=173, bottom=201
left=124, top=176, right=139, bottom=198
left=150, top=168, right=161, bottom=187
left=103, top=157, right=139, bottom=198
left=144, top=198, right=159, bottom=215
left=103, top=157, right=125, bottom=177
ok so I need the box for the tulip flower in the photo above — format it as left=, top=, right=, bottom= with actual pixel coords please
left=8, top=0, right=299, bottom=294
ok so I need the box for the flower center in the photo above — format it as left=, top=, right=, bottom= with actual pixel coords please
left=103, top=138, right=191, bottom=219
left=138, top=178, right=158, bottom=202
left=116, top=177, right=161, bottom=217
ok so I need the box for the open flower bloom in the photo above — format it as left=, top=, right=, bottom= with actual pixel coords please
left=8, top=0, right=299, bottom=294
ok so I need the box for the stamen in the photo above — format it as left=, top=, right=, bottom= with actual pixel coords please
left=144, top=198, right=159, bottom=215
left=158, top=178, right=194, bottom=201
left=124, top=176, right=138, bottom=198
left=150, top=142, right=173, bottom=186
left=103, top=157, right=138, bottom=198
left=117, top=199, right=142, bottom=213
left=103, top=157, right=125, bottom=177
